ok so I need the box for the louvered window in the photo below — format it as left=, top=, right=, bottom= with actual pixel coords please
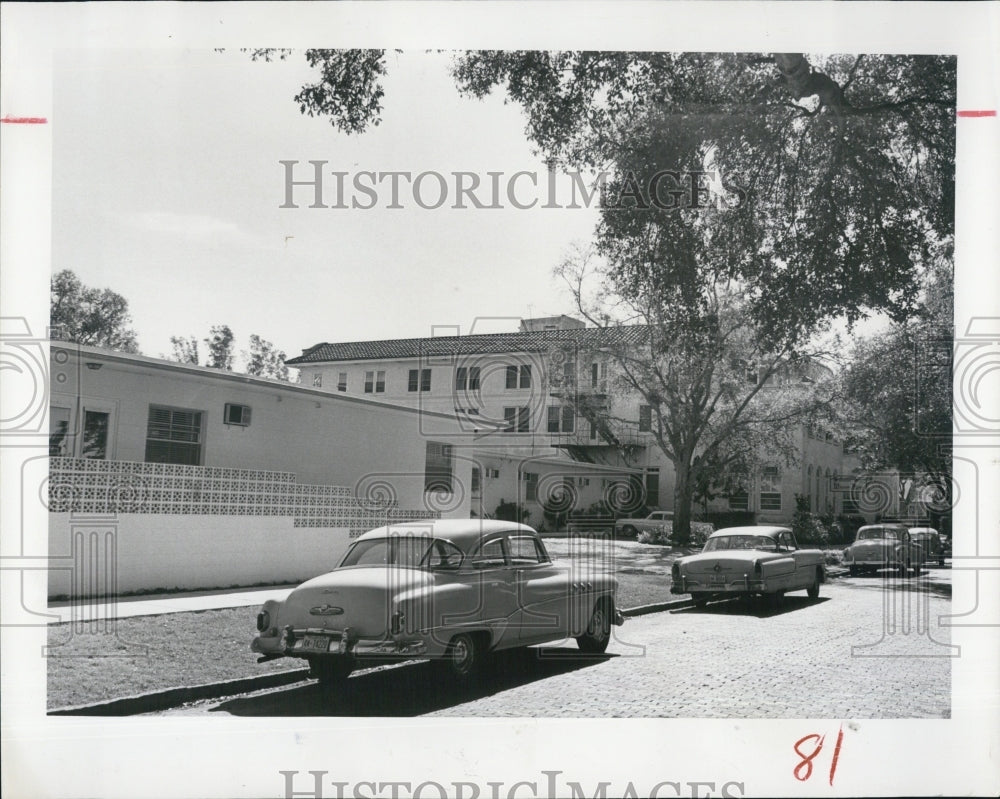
left=145, top=406, right=204, bottom=465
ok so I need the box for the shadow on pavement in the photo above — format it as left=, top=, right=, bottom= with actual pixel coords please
left=210, top=646, right=615, bottom=717
left=672, top=595, right=831, bottom=618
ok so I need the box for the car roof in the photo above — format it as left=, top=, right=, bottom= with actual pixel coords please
left=354, top=518, right=537, bottom=549
left=708, top=526, right=791, bottom=538
left=908, top=527, right=938, bottom=535
left=858, top=523, right=909, bottom=532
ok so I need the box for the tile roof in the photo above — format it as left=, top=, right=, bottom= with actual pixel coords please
left=286, top=326, right=648, bottom=365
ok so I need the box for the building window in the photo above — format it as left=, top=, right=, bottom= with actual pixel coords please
left=456, top=366, right=481, bottom=391
left=562, top=359, right=576, bottom=389
left=337, top=372, right=347, bottom=392
left=424, top=441, right=453, bottom=493
left=746, top=363, right=759, bottom=385
left=365, top=371, right=374, bottom=392
left=547, top=405, right=575, bottom=433
left=589, top=420, right=598, bottom=440
left=523, top=471, right=539, bottom=501
left=638, top=405, right=653, bottom=432
left=313, top=373, right=322, bottom=387
left=364, top=371, right=385, bottom=393
left=485, top=467, right=500, bottom=479
left=591, top=362, right=608, bottom=391
left=50, top=406, right=72, bottom=456
left=409, top=368, right=432, bottom=392
left=760, top=466, right=782, bottom=511
left=145, top=406, right=204, bottom=465
left=728, top=490, right=750, bottom=511
left=224, top=403, right=251, bottom=426
left=504, top=406, right=530, bottom=433
left=505, top=364, right=531, bottom=389
left=82, top=410, right=110, bottom=459
left=471, top=467, right=481, bottom=494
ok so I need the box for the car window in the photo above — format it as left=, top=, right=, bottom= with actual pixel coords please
left=421, top=539, right=464, bottom=570
left=508, top=535, right=548, bottom=566
left=779, top=532, right=797, bottom=551
left=339, top=536, right=431, bottom=568
left=470, top=537, right=508, bottom=569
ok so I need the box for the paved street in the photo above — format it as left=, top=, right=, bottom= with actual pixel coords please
left=152, top=580, right=951, bottom=719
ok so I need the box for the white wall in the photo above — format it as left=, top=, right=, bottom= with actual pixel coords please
left=48, top=514, right=354, bottom=597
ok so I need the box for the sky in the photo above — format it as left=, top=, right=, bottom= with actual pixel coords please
left=52, top=49, right=601, bottom=366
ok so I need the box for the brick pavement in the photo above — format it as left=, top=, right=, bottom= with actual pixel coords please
left=425, top=581, right=951, bottom=719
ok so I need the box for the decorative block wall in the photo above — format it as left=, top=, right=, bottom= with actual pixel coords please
left=48, top=457, right=436, bottom=536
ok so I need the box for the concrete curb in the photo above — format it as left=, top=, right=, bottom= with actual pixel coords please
left=48, top=667, right=310, bottom=716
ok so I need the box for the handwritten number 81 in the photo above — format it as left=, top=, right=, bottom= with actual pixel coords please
left=794, top=725, right=845, bottom=785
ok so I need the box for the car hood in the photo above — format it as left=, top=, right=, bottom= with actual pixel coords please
left=848, top=540, right=899, bottom=553
left=276, top=566, right=434, bottom=638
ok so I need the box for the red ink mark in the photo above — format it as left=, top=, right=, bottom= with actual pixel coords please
left=793, top=732, right=825, bottom=782
left=829, top=724, right=844, bottom=786
left=1, top=116, right=48, bottom=124
left=957, top=110, right=996, bottom=118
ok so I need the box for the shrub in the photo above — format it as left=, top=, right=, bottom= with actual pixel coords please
left=494, top=499, right=530, bottom=525
left=791, top=494, right=833, bottom=545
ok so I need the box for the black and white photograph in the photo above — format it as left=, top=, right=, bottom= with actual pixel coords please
left=2, top=3, right=998, bottom=798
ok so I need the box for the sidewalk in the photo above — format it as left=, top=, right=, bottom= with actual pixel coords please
left=47, top=585, right=294, bottom=623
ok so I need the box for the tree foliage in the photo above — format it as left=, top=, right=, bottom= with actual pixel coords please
left=838, top=249, right=953, bottom=484
left=204, top=325, right=235, bottom=371
left=244, top=334, right=290, bottom=381
left=168, top=336, right=200, bottom=365
left=556, top=248, right=835, bottom=542
left=50, top=270, right=140, bottom=352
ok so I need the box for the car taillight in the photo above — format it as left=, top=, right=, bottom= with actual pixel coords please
left=753, top=561, right=762, bottom=577
left=390, top=610, right=405, bottom=635
left=671, top=563, right=680, bottom=581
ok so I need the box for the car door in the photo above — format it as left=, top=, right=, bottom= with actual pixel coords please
left=462, top=535, right=520, bottom=647
left=511, top=535, right=575, bottom=645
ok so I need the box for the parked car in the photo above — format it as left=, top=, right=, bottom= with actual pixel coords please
left=670, top=526, right=825, bottom=607
left=614, top=510, right=673, bottom=538
left=908, top=527, right=946, bottom=567
left=250, top=519, right=624, bottom=686
left=842, top=523, right=924, bottom=576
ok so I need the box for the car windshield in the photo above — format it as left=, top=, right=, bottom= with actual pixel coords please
left=856, top=528, right=900, bottom=541
left=339, top=536, right=434, bottom=569
left=703, top=535, right=778, bottom=552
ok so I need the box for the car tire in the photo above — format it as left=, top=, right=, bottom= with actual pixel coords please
left=621, top=525, right=637, bottom=539
left=691, top=592, right=710, bottom=609
left=898, top=562, right=909, bottom=578
left=309, top=656, right=354, bottom=688
left=912, top=562, right=922, bottom=576
left=443, top=632, right=482, bottom=682
left=848, top=565, right=858, bottom=577
left=576, top=599, right=612, bottom=653
left=807, top=571, right=820, bottom=599
left=938, top=557, right=945, bottom=567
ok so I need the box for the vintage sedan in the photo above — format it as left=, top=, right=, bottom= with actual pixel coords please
left=670, top=526, right=825, bottom=606
left=908, top=527, right=946, bottom=567
left=843, top=523, right=924, bottom=576
left=251, top=519, right=623, bottom=685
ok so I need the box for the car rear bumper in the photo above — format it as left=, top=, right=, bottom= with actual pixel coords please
left=671, top=575, right=766, bottom=594
left=251, top=627, right=427, bottom=660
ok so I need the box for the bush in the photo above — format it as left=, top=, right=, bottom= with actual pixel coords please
left=835, top=514, right=867, bottom=545
left=791, top=494, right=835, bottom=545
left=638, top=520, right=714, bottom=546
left=494, top=499, right=530, bottom=525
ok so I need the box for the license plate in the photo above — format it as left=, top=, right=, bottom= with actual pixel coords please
left=710, top=573, right=727, bottom=585
left=298, top=634, right=334, bottom=652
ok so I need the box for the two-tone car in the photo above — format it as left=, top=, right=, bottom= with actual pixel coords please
left=670, top=526, right=825, bottom=606
left=908, top=527, right=946, bottom=567
left=843, top=523, right=924, bottom=576
left=251, top=519, right=624, bottom=686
